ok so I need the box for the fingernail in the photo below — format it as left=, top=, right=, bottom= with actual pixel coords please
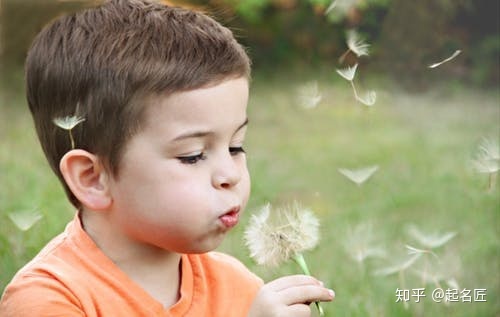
left=328, top=289, right=335, bottom=298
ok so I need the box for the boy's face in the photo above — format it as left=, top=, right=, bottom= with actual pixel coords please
left=106, top=77, right=250, bottom=254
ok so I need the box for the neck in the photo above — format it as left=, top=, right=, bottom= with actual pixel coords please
left=80, top=210, right=182, bottom=307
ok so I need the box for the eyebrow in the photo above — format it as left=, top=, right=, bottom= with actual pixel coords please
left=172, top=118, right=249, bottom=142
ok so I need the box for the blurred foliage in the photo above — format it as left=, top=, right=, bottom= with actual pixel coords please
left=0, top=0, right=88, bottom=90
left=0, top=0, right=498, bottom=89
left=201, top=0, right=392, bottom=68
left=377, top=0, right=498, bottom=88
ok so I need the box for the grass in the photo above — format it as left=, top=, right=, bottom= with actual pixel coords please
left=1, top=72, right=499, bottom=316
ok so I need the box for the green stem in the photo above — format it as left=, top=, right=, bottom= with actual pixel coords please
left=293, top=253, right=325, bottom=316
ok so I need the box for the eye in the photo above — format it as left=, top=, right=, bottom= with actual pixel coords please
left=229, top=146, right=246, bottom=156
left=177, top=153, right=206, bottom=164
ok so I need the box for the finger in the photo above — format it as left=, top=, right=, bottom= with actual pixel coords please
left=280, top=284, right=335, bottom=306
left=265, top=275, right=322, bottom=292
left=286, top=304, right=311, bottom=317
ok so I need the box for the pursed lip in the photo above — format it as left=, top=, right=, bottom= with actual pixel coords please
left=218, top=206, right=241, bottom=229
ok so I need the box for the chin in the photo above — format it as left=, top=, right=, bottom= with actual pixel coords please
left=188, top=234, right=226, bottom=254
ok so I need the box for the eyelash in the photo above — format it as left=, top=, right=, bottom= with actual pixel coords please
left=177, top=147, right=246, bottom=165
left=229, top=146, right=246, bottom=155
left=177, top=153, right=206, bottom=164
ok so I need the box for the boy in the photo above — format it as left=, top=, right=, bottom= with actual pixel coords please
left=0, top=0, right=334, bottom=316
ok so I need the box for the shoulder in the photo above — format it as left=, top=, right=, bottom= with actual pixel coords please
left=0, top=220, right=86, bottom=316
left=0, top=273, right=84, bottom=316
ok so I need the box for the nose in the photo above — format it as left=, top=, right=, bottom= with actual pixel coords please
left=211, top=153, right=242, bottom=190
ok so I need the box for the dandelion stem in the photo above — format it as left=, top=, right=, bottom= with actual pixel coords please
left=338, top=49, right=350, bottom=64
left=350, top=80, right=359, bottom=101
left=293, top=253, right=325, bottom=316
left=68, top=129, right=75, bottom=149
left=293, top=253, right=311, bottom=275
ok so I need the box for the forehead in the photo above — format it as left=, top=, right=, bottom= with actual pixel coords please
left=141, top=78, right=249, bottom=134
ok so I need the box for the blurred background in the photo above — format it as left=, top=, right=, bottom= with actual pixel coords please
left=0, top=1, right=499, bottom=316
left=1, top=0, right=499, bottom=86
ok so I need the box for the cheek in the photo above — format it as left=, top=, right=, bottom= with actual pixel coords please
left=240, top=168, right=251, bottom=205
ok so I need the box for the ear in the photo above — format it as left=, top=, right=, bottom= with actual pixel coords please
left=59, top=149, right=112, bottom=211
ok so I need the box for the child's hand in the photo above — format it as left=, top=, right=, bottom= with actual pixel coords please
left=247, top=275, right=335, bottom=317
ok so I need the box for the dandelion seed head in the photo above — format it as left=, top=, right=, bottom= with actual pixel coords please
left=346, top=30, right=370, bottom=57
left=244, top=202, right=320, bottom=267
left=53, top=116, right=86, bottom=130
left=336, top=63, right=358, bottom=81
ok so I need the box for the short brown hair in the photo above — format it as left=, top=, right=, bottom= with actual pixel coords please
left=26, top=0, right=251, bottom=207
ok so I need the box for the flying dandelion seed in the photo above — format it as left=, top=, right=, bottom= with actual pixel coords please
left=472, top=156, right=500, bottom=174
left=297, top=81, right=322, bottom=109
left=336, top=63, right=358, bottom=81
left=471, top=137, right=500, bottom=173
left=410, top=251, right=462, bottom=302
left=412, top=265, right=460, bottom=289
left=338, top=30, right=370, bottom=64
left=244, top=202, right=324, bottom=315
left=428, top=50, right=462, bottom=68
left=346, top=30, right=370, bottom=57
left=406, top=224, right=457, bottom=249
left=405, top=244, right=438, bottom=259
left=335, top=64, right=376, bottom=106
left=53, top=116, right=86, bottom=130
left=338, top=165, right=379, bottom=186
left=343, top=223, right=386, bottom=264
left=356, top=90, right=377, bottom=106
left=412, top=267, right=456, bottom=304
left=325, top=0, right=339, bottom=15
left=8, top=209, right=43, bottom=231
left=471, top=137, right=499, bottom=190
left=325, top=0, right=356, bottom=17
left=374, top=253, right=422, bottom=277
left=53, top=115, right=86, bottom=149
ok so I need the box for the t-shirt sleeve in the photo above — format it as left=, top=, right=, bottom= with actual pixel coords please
left=0, top=274, right=85, bottom=317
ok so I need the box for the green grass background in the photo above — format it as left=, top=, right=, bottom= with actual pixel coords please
left=1, top=71, right=499, bottom=316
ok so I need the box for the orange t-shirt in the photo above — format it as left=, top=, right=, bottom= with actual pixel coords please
left=0, top=215, right=263, bottom=316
